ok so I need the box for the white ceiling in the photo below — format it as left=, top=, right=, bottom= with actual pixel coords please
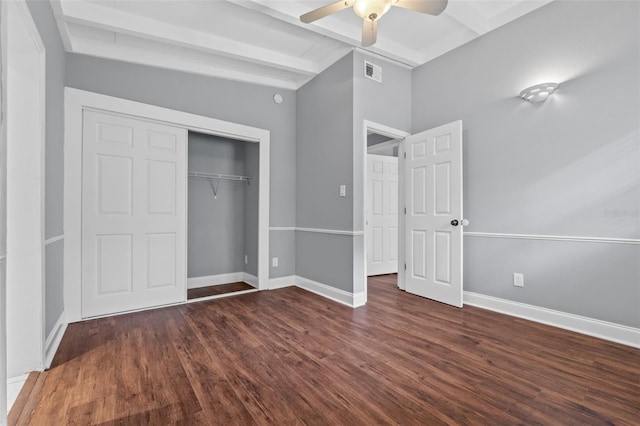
left=52, top=0, right=554, bottom=89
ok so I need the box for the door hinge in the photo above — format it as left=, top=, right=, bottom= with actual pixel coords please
left=404, top=207, right=406, bottom=214
left=404, top=263, right=407, bottom=270
left=403, top=152, right=407, bottom=159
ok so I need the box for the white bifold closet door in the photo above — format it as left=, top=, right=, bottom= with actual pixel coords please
left=367, top=154, right=399, bottom=276
left=81, top=110, right=187, bottom=318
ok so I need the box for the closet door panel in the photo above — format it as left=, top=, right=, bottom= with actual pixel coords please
left=82, top=110, right=186, bottom=318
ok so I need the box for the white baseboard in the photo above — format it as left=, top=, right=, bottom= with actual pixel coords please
left=187, top=272, right=244, bottom=289
left=353, top=291, right=366, bottom=308
left=45, top=311, right=68, bottom=369
left=243, top=272, right=258, bottom=288
left=269, top=275, right=296, bottom=290
left=7, top=373, right=30, bottom=414
left=268, top=275, right=364, bottom=308
left=296, top=276, right=362, bottom=308
left=464, top=292, right=640, bottom=348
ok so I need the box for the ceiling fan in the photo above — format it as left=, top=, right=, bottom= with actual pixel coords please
left=300, top=0, right=449, bottom=47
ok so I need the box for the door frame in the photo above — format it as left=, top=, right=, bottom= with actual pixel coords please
left=2, top=0, right=46, bottom=414
left=362, top=120, right=410, bottom=302
left=64, top=88, right=270, bottom=322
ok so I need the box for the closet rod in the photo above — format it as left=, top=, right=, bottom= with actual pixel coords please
left=188, top=171, right=251, bottom=183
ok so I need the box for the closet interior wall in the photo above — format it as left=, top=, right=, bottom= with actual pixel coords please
left=187, top=131, right=259, bottom=286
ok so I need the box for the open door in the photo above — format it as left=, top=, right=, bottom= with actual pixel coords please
left=404, top=121, right=463, bottom=307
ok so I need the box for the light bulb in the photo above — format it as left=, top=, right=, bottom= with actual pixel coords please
left=353, top=0, right=392, bottom=21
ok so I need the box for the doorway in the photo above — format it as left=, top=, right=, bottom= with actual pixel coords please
left=3, top=0, right=46, bottom=415
left=186, top=132, right=260, bottom=301
left=361, top=120, right=464, bottom=308
left=366, top=134, right=400, bottom=277
left=362, top=121, right=408, bottom=303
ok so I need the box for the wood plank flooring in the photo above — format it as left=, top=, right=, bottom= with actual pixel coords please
left=11, top=274, right=640, bottom=425
left=187, top=282, right=255, bottom=300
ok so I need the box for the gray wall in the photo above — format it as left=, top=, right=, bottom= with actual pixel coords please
left=44, top=240, right=64, bottom=335
left=26, top=0, right=65, bottom=337
left=296, top=53, right=354, bottom=291
left=188, top=133, right=248, bottom=278
left=297, top=53, right=354, bottom=232
left=412, top=0, right=640, bottom=327
left=66, top=53, right=297, bottom=278
left=295, top=50, right=412, bottom=294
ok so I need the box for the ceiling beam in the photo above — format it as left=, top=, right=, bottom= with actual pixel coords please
left=226, top=0, right=423, bottom=67
left=71, top=36, right=300, bottom=90
left=490, top=0, right=555, bottom=29
left=57, top=0, right=319, bottom=76
left=442, top=1, right=491, bottom=35
left=50, top=0, right=74, bottom=51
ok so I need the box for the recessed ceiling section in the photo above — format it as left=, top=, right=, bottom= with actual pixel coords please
left=52, top=0, right=555, bottom=89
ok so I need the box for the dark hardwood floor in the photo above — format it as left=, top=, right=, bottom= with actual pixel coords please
left=10, top=274, right=640, bottom=425
left=187, top=281, right=255, bottom=300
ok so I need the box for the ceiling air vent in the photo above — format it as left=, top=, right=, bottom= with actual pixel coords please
left=364, top=60, right=382, bottom=83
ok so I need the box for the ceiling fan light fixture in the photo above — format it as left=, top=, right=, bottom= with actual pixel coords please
left=353, top=0, right=393, bottom=21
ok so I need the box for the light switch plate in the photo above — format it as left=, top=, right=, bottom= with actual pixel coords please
left=339, top=185, right=346, bottom=197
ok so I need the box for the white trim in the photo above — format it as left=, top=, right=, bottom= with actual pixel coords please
left=464, top=232, right=640, bottom=245
left=243, top=272, right=259, bottom=288
left=44, top=234, right=64, bottom=246
left=296, top=227, right=364, bottom=236
left=352, top=291, right=366, bottom=308
left=187, top=272, right=245, bottom=289
left=64, top=88, right=270, bottom=322
left=367, top=138, right=401, bottom=154
left=464, top=292, right=640, bottom=349
left=7, top=373, right=30, bottom=414
left=69, top=275, right=363, bottom=325
left=269, top=275, right=295, bottom=290
left=4, top=0, right=47, bottom=398
left=296, top=276, right=364, bottom=308
left=44, top=311, right=67, bottom=369
left=362, top=121, right=410, bottom=298
left=270, top=226, right=364, bottom=235
left=186, top=288, right=260, bottom=304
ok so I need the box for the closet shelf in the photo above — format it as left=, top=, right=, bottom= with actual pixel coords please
left=188, top=171, right=250, bottom=183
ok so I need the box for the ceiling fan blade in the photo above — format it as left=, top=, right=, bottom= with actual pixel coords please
left=300, top=1, right=351, bottom=23
left=394, top=0, right=448, bottom=16
left=361, top=19, right=377, bottom=47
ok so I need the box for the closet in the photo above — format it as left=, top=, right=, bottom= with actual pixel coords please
left=187, top=132, right=259, bottom=300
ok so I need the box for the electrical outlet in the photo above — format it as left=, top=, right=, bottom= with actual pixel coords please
left=272, top=257, right=279, bottom=267
left=513, top=273, right=524, bottom=287
left=244, top=255, right=248, bottom=265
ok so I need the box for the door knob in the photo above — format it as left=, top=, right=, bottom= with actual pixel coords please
left=451, top=219, right=459, bottom=226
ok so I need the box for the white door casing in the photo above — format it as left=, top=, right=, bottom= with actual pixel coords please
left=5, top=0, right=46, bottom=384
left=81, top=110, right=186, bottom=317
left=405, top=121, right=463, bottom=307
left=366, top=154, right=398, bottom=276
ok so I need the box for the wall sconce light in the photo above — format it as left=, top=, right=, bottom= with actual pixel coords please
left=520, top=82, right=558, bottom=103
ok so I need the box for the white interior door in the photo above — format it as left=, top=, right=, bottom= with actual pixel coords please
left=405, top=121, right=463, bottom=307
left=367, top=154, right=398, bottom=276
left=82, top=110, right=186, bottom=318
